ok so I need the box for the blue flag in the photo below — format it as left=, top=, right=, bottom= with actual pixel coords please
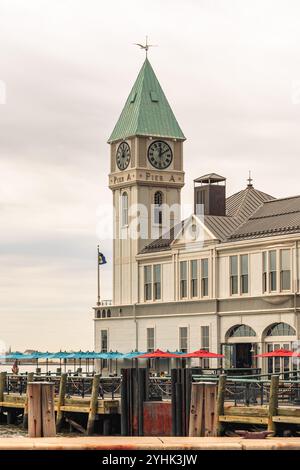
left=98, top=252, right=107, bottom=265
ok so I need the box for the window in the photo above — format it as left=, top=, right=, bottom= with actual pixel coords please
left=121, top=192, right=128, bottom=226
left=240, top=254, right=249, bottom=294
left=180, top=261, right=188, bottom=298
left=280, top=249, right=291, bottom=291
left=147, top=328, right=155, bottom=352
left=263, top=251, right=268, bottom=293
left=269, top=250, right=277, bottom=291
left=100, top=330, right=108, bottom=369
left=265, top=322, right=296, bottom=337
left=179, top=327, right=188, bottom=353
left=201, top=326, right=210, bottom=368
left=154, top=191, right=163, bottom=225
left=228, top=324, right=256, bottom=337
left=190, top=260, right=198, bottom=297
left=144, top=266, right=152, bottom=301
left=230, top=256, right=238, bottom=295
left=201, top=258, right=209, bottom=296
left=153, top=264, right=161, bottom=300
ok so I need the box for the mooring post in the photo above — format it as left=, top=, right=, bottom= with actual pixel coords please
left=23, top=372, right=34, bottom=429
left=121, top=368, right=128, bottom=436
left=86, top=373, right=100, bottom=435
left=268, top=374, right=279, bottom=434
left=216, top=374, right=227, bottom=436
left=171, top=369, right=177, bottom=436
left=175, top=382, right=183, bottom=436
left=56, top=373, right=67, bottom=431
left=0, top=371, right=7, bottom=403
left=184, top=368, right=192, bottom=436
left=41, top=382, right=56, bottom=437
left=28, top=382, right=56, bottom=437
left=188, top=383, right=204, bottom=436
left=27, top=382, right=42, bottom=437
left=138, top=368, right=146, bottom=436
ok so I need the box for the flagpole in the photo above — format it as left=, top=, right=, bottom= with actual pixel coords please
left=97, top=245, right=100, bottom=306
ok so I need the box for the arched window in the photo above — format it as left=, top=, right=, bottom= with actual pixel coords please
left=121, top=192, right=128, bottom=226
left=102, top=309, right=106, bottom=319
left=265, top=322, right=296, bottom=337
left=227, top=324, right=256, bottom=338
left=96, top=310, right=101, bottom=318
left=154, top=191, right=163, bottom=225
left=107, top=309, right=111, bottom=318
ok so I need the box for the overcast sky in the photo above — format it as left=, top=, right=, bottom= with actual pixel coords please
left=0, top=0, right=300, bottom=351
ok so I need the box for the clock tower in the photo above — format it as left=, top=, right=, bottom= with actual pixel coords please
left=108, top=58, right=185, bottom=305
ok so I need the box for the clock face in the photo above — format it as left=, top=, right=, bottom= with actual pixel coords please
left=116, top=142, right=131, bottom=170
left=147, top=140, right=173, bottom=169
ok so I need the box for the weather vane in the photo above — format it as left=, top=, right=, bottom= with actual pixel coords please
left=134, top=36, right=157, bottom=57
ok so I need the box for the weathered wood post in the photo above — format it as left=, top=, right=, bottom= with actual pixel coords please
left=23, top=372, right=34, bottom=429
left=188, top=383, right=204, bottom=436
left=184, top=368, right=192, bottom=435
left=204, top=383, right=218, bottom=436
left=137, top=368, right=146, bottom=436
left=171, top=369, right=177, bottom=436
left=0, top=371, right=7, bottom=403
left=56, top=373, right=67, bottom=431
left=121, top=368, right=129, bottom=436
left=175, top=382, right=183, bottom=436
left=86, top=374, right=100, bottom=435
left=41, top=383, right=56, bottom=437
left=28, top=382, right=56, bottom=437
left=216, top=374, right=227, bottom=436
left=268, top=374, right=279, bottom=434
left=28, top=382, right=42, bottom=437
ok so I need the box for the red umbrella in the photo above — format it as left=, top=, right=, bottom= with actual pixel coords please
left=254, top=348, right=300, bottom=358
left=137, top=349, right=181, bottom=359
left=181, top=349, right=224, bottom=358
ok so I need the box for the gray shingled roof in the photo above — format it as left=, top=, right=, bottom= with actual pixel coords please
left=140, top=186, right=300, bottom=254
left=230, top=195, right=300, bottom=240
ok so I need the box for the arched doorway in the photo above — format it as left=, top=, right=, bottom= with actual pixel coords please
left=223, top=324, right=257, bottom=369
left=263, top=322, right=296, bottom=375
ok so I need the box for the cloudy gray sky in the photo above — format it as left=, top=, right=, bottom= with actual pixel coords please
left=0, top=0, right=300, bottom=351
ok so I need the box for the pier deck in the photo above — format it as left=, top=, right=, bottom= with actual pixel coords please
left=0, top=436, right=299, bottom=450
left=0, top=393, right=119, bottom=415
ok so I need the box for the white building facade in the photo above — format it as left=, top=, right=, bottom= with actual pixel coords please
left=94, top=58, right=300, bottom=375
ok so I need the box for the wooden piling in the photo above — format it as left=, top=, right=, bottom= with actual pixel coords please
left=268, top=374, right=279, bottom=434
left=204, top=383, right=217, bottom=436
left=27, top=382, right=42, bottom=437
left=56, top=373, right=67, bottom=431
left=216, top=374, right=226, bottom=436
left=0, top=371, right=7, bottom=402
left=188, top=383, right=204, bottom=436
left=121, top=369, right=129, bottom=436
left=86, top=373, right=100, bottom=435
left=175, top=382, right=183, bottom=436
left=23, top=372, right=34, bottom=429
left=28, top=382, right=56, bottom=437
left=184, top=368, right=192, bottom=435
left=138, top=368, right=146, bottom=436
left=41, top=383, right=56, bottom=437
left=171, top=369, right=177, bottom=436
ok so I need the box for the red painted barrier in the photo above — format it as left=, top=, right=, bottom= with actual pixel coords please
left=143, top=401, right=172, bottom=436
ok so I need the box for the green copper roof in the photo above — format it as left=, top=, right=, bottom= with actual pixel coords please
left=108, top=58, right=185, bottom=143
